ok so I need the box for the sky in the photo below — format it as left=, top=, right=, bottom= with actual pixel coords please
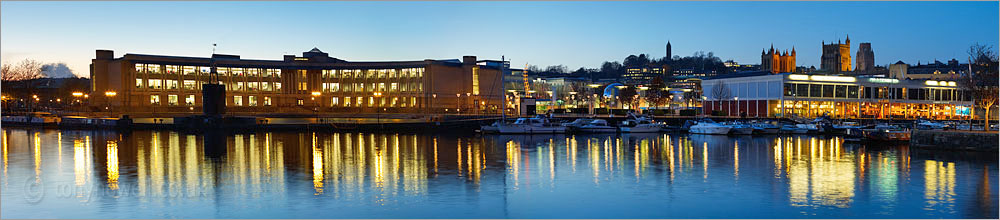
left=2, top=1, right=998, bottom=78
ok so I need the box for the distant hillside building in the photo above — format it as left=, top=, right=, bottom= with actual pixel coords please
left=760, top=45, right=796, bottom=74
left=855, top=42, right=875, bottom=74
left=624, top=65, right=668, bottom=85
left=821, top=36, right=852, bottom=74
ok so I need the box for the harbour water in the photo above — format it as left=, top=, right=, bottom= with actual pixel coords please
left=0, top=128, right=996, bottom=218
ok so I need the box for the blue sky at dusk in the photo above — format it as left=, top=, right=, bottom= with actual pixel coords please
left=2, top=1, right=997, bottom=77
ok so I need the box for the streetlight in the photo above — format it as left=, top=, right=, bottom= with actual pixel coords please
left=311, top=91, right=321, bottom=114
left=374, top=92, right=383, bottom=127
left=105, top=91, right=117, bottom=118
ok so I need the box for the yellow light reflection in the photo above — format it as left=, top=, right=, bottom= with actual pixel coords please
left=106, top=140, right=119, bottom=190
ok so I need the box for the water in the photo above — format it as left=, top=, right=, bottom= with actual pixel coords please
left=1, top=128, right=996, bottom=219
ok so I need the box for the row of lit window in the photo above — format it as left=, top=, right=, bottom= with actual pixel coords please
left=321, top=68, right=424, bottom=79
left=231, top=95, right=273, bottom=106
left=135, top=63, right=282, bottom=77
left=783, top=83, right=969, bottom=101
left=136, top=78, right=282, bottom=92
left=320, top=82, right=423, bottom=93
left=328, top=96, right=419, bottom=108
left=148, top=94, right=197, bottom=106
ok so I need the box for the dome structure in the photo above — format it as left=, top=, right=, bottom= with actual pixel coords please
left=603, top=83, right=624, bottom=99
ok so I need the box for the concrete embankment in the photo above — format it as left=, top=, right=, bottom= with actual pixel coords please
left=911, top=130, right=999, bottom=151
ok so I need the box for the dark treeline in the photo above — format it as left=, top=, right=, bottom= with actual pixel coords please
left=527, top=51, right=729, bottom=80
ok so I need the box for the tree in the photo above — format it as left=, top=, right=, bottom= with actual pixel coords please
left=600, top=61, right=623, bottom=79
left=2, top=59, right=44, bottom=82
left=645, top=89, right=669, bottom=108
left=710, top=81, right=733, bottom=101
left=619, top=86, right=639, bottom=110
left=961, top=43, right=1000, bottom=130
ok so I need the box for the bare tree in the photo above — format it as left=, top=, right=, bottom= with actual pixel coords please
left=710, top=81, right=732, bottom=101
left=962, top=43, right=1000, bottom=130
left=2, top=59, right=44, bottom=82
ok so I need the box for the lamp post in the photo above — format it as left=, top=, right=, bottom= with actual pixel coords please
left=374, top=92, right=383, bottom=127
left=104, top=91, right=117, bottom=118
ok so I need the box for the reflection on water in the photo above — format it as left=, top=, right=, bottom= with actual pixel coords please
left=0, top=129, right=996, bottom=219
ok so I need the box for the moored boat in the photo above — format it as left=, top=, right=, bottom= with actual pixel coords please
left=689, top=119, right=731, bottom=135
left=496, top=116, right=567, bottom=134
left=578, top=119, right=617, bottom=133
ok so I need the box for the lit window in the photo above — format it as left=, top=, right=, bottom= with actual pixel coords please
left=391, top=97, right=397, bottom=107
left=185, top=95, right=195, bottom=106
left=233, top=96, right=243, bottom=106
left=248, top=96, right=257, bottom=106
left=263, top=82, right=272, bottom=91
left=236, top=82, right=245, bottom=91
left=274, top=83, right=282, bottom=91
left=331, top=97, right=339, bottom=107
left=472, top=66, right=480, bottom=95
left=150, top=95, right=160, bottom=105
left=296, top=99, right=304, bottom=106
left=232, top=68, right=244, bottom=77
left=345, top=97, right=352, bottom=107
left=148, top=79, right=163, bottom=89
left=136, top=79, right=144, bottom=89
left=183, top=80, right=196, bottom=90
left=411, top=97, right=416, bottom=107
left=263, top=97, right=272, bottom=106
left=217, top=67, right=229, bottom=76
left=378, top=83, right=385, bottom=92
left=200, top=67, right=211, bottom=74
left=166, top=65, right=179, bottom=74
left=390, top=83, right=398, bottom=92
left=331, top=83, right=339, bottom=92
left=248, top=82, right=259, bottom=91
left=248, top=68, right=259, bottom=77
left=147, top=64, right=161, bottom=74
left=167, top=95, right=178, bottom=106
left=183, top=66, right=195, bottom=75
left=135, top=63, right=144, bottom=73
left=298, top=82, right=307, bottom=91
left=166, top=80, right=178, bottom=90
left=368, top=97, right=374, bottom=107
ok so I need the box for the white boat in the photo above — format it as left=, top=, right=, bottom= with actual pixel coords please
left=479, top=121, right=502, bottom=133
left=497, top=117, right=567, bottom=134
left=915, top=119, right=949, bottom=130
left=795, top=123, right=821, bottom=133
left=689, top=119, right=732, bottom=135
left=561, top=118, right=595, bottom=132
left=781, top=125, right=809, bottom=134
left=561, top=118, right=594, bottom=128
left=620, top=118, right=661, bottom=133
left=578, top=119, right=618, bottom=133
left=619, top=113, right=661, bottom=133
left=723, top=122, right=754, bottom=135
left=751, top=122, right=781, bottom=134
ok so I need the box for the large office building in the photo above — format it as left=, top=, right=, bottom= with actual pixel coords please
left=623, top=65, right=669, bottom=85
left=89, top=48, right=505, bottom=116
left=700, top=72, right=972, bottom=120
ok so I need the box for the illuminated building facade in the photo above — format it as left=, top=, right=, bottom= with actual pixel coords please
left=624, top=65, right=669, bottom=85
left=821, top=36, right=852, bottom=74
left=89, top=49, right=504, bottom=116
left=889, top=60, right=966, bottom=80
left=701, top=73, right=972, bottom=119
left=761, top=45, right=796, bottom=74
